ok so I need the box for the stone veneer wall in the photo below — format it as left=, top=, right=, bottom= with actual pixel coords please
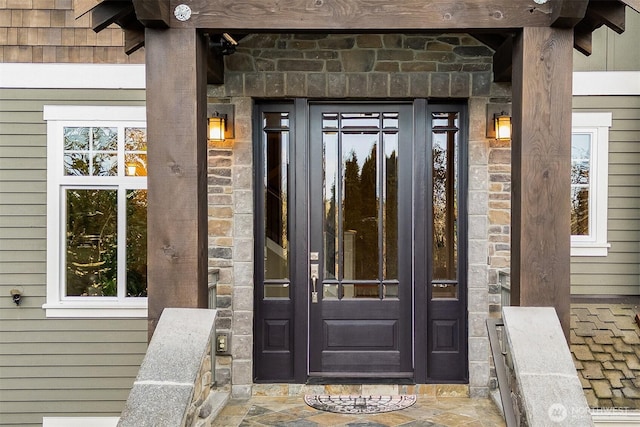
left=206, top=33, right=513, bottom=398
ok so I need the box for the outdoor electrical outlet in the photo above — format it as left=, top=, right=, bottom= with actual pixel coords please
left=216, top=332, right=230, bottom=355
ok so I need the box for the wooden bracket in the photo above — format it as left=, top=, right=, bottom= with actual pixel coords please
left=551, top=0, right=590, bottom=27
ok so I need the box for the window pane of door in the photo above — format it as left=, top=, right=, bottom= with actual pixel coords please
left=343, top=132, right=379, bottom=280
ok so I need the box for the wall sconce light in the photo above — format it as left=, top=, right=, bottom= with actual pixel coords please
left=126, top=162, right=138, bottom=176
left=207, top=104, right=234, bottom=143
left=494, top=112, right=512, bottom=140
left=486, top=104, right=512, bottom=140
left=208, top=112, right=226, bottom=141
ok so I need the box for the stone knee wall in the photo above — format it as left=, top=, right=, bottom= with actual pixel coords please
left=118, top=309, right=219, bottom=427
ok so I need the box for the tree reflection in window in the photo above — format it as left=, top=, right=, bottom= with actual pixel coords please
left=432, top=112, right=459, bottom=281
left=66, top=189, right=118, bottom=296
left=323, top=112, right=399, bottom=283
left=571, top=133, right=590, bottom=236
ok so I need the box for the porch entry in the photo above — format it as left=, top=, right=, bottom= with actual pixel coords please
left=254, top=100, right=467, bottom=384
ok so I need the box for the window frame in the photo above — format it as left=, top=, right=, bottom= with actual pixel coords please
left=570, top=112, right=612, bottom=257
left=44, top=105, right=148, bottom=317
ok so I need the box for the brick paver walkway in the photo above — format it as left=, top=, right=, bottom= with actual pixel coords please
left=571, top=303, right=640, bottom=409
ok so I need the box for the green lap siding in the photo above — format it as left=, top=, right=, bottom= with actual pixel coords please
left=0, top=88, right=147, bottom=426
left=571, top=95, right=640, bottom=296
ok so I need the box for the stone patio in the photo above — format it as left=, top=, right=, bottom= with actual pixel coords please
left=570, top=301, right=640, bottom=409
left=216, top=395, right=505, bottom=426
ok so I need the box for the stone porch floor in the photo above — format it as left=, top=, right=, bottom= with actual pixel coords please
left=214, top=385, right=505, bottom=426
left=570, top=301, right=640, bottom=409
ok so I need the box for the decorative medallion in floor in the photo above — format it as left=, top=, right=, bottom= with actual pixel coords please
left=304, top=395, right=417, bottom=414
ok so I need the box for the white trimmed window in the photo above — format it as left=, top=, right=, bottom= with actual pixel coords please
left=44, top=106, right=148, bottom=317
left=571, top=112, right=612, bottom=257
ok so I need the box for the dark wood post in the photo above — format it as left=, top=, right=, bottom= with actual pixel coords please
left=511, top=26, right=573, bottom=338
left=145, top=28, right=209, bottom=339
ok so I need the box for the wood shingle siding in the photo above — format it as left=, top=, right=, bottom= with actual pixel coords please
left=571, top=95, right=640, bottom=296
left=0, top=0, right=143, bottom=63
left=0, top=87, right=147, bottom=426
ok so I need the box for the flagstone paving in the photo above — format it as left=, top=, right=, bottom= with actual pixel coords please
left=215, top=395, right=505, bottom=426
left=570, top=302, right=640, bottom=409
left=213, top=302, right=640, bottom=424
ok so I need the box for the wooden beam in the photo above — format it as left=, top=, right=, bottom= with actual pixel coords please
left=551, top=0, right=589, bottom=27
left=492, top=35, right=513, bottom=82
left=145, top=28, right=209, bottom=338
left=180, top=0, right=553, bottom=30
left=574, top=27, right=593, bottom=55
left=588, top=1, right=626, bottom=34
left=132, top=0, right=170, bottom=28
left=91, top=2, right=134, bottom=32
left=124, top=27, right=145, bottom=54
left=511, top=26, right=573, bottom=339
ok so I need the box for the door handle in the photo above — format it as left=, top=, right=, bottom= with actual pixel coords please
left=310, top=263, right=319, bottom=303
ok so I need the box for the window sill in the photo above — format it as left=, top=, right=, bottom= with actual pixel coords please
left=571, top=243, right=611, bottom=257
left=42, top=301, right=147, bottom=318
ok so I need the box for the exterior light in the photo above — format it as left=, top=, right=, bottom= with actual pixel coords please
left=126, top=162, right=137, bottom=176
left=208, top=112, right=227, bottom=142
left=494, top=112, right=512, bottom=140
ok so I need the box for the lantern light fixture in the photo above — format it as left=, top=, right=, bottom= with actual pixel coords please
left=208, top=112, right=227, bottom=142
left=486, top=104, right=512, bottom=140
left=494, top=112, right=512, bottom=141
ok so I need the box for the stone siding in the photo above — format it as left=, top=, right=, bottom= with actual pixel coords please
left=207, top=32, right=513, bottom=398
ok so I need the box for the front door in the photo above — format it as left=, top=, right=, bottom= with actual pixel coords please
left=254, top=100, right=468, bottom=383
left=308, top=104, right=413, bottom=377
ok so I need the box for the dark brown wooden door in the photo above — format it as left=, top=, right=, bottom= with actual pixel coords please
left=254, top=101, right=468, bottom=383
left=308, top=104, right=413, bottom=377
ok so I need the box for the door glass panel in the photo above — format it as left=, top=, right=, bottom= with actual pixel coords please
left=432, top=112, right=459, bottom=281
left=323, top=130, right=339, bottom=279
left=432, top=282, right=458, bottom=299
left=322, top=109, right=401, bottom=299
left=383, top=133, right=399, bottom=280
left=343, top=132, right=379, bottom=280
left=323, top=283, right=339, bottom=299
left=383, top=113, right=399, bottom=129
left=341, top=112, right=379, bottom=128
left=384, top=283, right=399, bottom=299
left=264, top=113, right=289, bottom=280
left=264, top=283, right=290, bottom=298
left=342, top=283, right=381, bottom=299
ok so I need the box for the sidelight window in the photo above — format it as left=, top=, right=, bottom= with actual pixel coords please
left=431, top=111, right=459, bottom=299
left=262, top=112, right=290, bottom=298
